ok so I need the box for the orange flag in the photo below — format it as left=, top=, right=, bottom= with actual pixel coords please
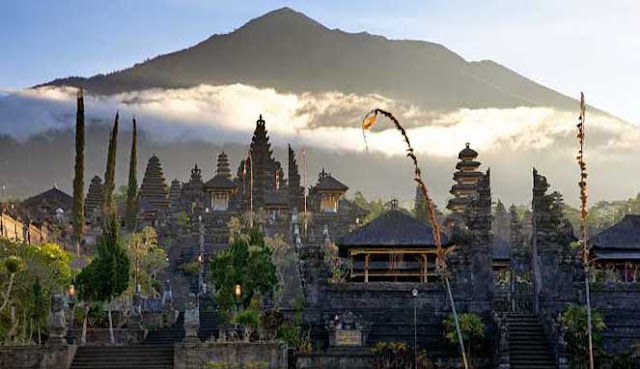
left=362, top=111, right=377, bottom=130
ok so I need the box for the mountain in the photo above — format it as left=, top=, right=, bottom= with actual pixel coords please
left=43, top=7, right=581, bottom=113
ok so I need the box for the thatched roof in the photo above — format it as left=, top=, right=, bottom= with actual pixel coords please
left=22, top=186, right=73, bottom=211
left=589, top=215, right=640, bottom=252
left=312, top=169, right=348, bottom=192
left=337, top=210, right=449, bottom=254
left=204, top=175, right=238, bottom=190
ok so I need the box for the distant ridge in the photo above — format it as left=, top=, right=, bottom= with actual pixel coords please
left=42, top=7, right=586, bottom=113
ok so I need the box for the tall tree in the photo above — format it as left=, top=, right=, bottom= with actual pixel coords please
left=103, top=112, right=119, bottom=218
left=125, top=118, right=138, bottom=230
left=72, top=88, right=85, bottom=253
left=76, top=216, right=130, bottom=343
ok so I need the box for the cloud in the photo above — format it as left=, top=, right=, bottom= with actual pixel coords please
left=2, top=83, right=640, bottom=205
left=1, top=84, right=636, bottom=159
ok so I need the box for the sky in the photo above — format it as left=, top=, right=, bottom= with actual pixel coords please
left=1, top=0, right=639, bottom=124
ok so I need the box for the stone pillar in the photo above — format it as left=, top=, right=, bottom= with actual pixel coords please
left=464, top=169, right=494, bottom=311
left=183, top=293, right=200, bottom=344
left=46, top=293, right=67, bottom=347
left=531, top=168, right=577, bottom=311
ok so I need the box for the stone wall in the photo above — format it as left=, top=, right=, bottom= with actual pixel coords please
left=0, top=213, right=50, bottom=244
left=0, top=345, right=76, bottom=369
left=296, top=347, right=372, bottom=369
left=305, top=282, right=490, bottom=360
left=174, top=342, right=287, bottom=369
left=590, top=283, right=640, bottom=354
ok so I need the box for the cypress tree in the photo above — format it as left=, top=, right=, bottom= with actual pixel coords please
left=72, top=88, right=85, bottom=253
left=103, top=112, right=119, bottom=218
left=125, top=118, right=138, bottom=230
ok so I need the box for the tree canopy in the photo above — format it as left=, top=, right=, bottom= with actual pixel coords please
left=76, top=217, right=129, bottom=304
left=210, top=227, right=277, bottom=316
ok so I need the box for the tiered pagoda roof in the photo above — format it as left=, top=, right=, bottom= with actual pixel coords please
left=237, top=115, right=286, bottom=209
left=216, top=152, right=232, bottom=179
left=139, top=154, right=170, bottom=210
left=85, top=175, right=104, bottom=215
left=446, top=143, right=483, bottom=227
left=169, top=179, right=182, bottom=207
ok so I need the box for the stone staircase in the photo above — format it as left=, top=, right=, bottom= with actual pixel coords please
left=70, top=313, right=184, bottom=369
left=70, top=345, right=174, bottom=369
left=506, top=313, right=557, bottom=369
left=143, top=311, right=185, bottom=346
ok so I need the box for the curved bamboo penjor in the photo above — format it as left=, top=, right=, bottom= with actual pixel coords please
left=362, top=108, right=469, bottom=369
left=576, top=93, right=595, bottom=369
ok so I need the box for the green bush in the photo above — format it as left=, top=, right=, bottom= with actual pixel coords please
left=0, top=239, right=73, bottom=344
left=443, top=313, right=486, bottom=367
left=233, top=309, right=260, bottom=341
left=560, top=304, right=606, bottom=369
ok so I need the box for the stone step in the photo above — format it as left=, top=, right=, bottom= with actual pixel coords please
left=70, top=345, right=173, bottom=369
left=505, top=314, right=557, bottom=369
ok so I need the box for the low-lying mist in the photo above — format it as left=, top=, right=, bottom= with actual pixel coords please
left=0, top=84, right=639, bottom=206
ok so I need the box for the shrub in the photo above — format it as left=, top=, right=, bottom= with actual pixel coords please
left=371, top=341, right=411, bottom=369
left=233, top=309, right=260, bottom=341
left=277, top=322, right=311, bottom=353
left=443, top=313, right=486, bottom=367
left=560, top=304, right=606, bottom=369
left=178, top=260, right=200, bottom=277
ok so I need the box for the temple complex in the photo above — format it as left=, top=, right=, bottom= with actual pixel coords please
left=7, top=113, right=640, bottom=369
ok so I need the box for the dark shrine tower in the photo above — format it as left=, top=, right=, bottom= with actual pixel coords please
left=238, top=115, right=286, bottom=210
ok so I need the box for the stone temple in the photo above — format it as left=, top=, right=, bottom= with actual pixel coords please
left=7, top=115, right=640, bottom=369
left=115, top=115, right=640, bottom=367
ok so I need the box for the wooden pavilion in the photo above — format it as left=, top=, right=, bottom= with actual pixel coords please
left=337, top=209, right=452, bottom=283
left=589, top=214, right=640, bottom=283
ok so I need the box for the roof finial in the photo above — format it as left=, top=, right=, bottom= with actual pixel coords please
left=465, top=142, right=470, bottom=148
left=389, top=198, right=399, bottom=210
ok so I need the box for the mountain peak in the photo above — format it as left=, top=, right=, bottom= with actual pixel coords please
left=239, top=7, right=327, bottom=33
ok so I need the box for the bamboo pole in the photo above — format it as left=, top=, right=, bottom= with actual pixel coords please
left=576, top=92, right=594, bottom=369
left=362, top=109, right=469, bottom=369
